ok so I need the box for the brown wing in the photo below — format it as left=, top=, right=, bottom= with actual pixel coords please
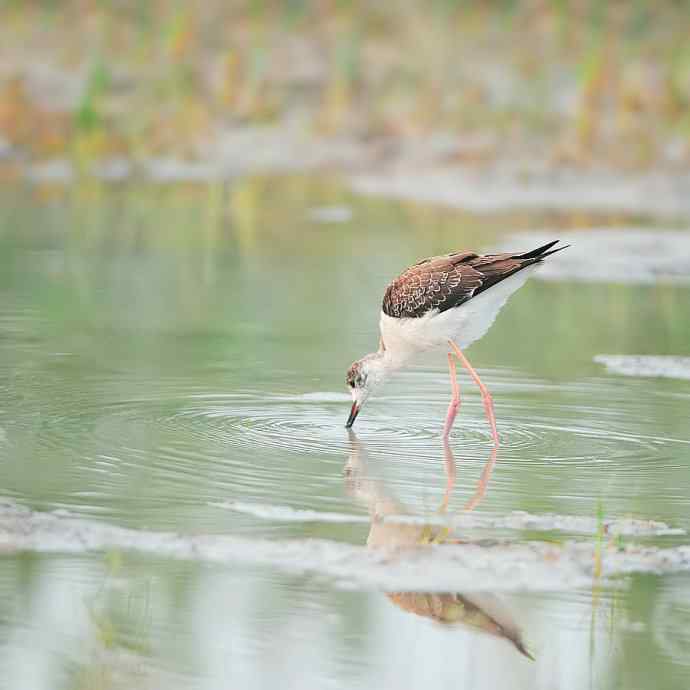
left=381, top=241, right=566, bottom=319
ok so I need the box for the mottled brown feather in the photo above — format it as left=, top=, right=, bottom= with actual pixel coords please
left=381, top=249, right=546, bottom=319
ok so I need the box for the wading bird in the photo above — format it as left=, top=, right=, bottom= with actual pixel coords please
left=345, top=240, right=567, bottom=444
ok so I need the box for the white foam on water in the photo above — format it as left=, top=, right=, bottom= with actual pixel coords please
left=500, top=229, right=690, bottom=285
left=212, top=501, right=684, bottom=536
left=2, top=500, right=689, bottom=593
left=211, top=501, right=370, bottom=524
left=350, top=166, right=690, bottom=216
left=595, top=355, right=690, bottom=381
left=308, top=206, right=353, bottom=223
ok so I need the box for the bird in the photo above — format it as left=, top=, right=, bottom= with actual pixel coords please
left=345, top=239, right=568, bottom=444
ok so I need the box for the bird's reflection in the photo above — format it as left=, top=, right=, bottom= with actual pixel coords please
left=344, top=433, right=532, bottom=660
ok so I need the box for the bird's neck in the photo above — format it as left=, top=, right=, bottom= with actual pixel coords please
left=380, top=346, right=413, bottom=372
left=370, top=350, right=404, bottom=382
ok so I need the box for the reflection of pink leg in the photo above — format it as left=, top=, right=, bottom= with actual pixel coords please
left=448, top=340, right=499, bottom=448
left=437, top=439, right=496, bottom=543
left=439, top=437, right=456, bottom=512
left=463, top=445, right=497, bottom=512
left=442, top=352, right=461, bottom=439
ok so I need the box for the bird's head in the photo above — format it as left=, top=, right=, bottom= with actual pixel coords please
left=345, top=352, right=388, bottom=428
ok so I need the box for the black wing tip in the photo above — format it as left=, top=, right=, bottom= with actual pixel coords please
left=514, top=240, right=569, bottom=261
left=538, top=242, right=570, bottom=259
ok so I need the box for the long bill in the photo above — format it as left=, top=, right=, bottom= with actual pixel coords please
left=345, top=402, right=360, bottom=428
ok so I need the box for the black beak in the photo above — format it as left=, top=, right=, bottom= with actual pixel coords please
left=345, top=401, right=360, bottom=428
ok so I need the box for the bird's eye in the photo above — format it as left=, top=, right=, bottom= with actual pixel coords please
left=348, top=381, right=355, bottom=388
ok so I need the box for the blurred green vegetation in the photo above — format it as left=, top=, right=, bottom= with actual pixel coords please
left=1, top=178, right=688, bottom=412
left=1, top=1, right=689, bottom=169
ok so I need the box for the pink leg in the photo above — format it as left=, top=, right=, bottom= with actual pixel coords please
left=442, top=352, right=461, bottom=439
left=448, top=340, right=499, bottom=448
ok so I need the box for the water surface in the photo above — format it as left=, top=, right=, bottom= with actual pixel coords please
left=1, top=178, right=689, bottom=689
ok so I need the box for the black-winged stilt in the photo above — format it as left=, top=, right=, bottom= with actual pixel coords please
left=345, top=240, right=568, bottom=444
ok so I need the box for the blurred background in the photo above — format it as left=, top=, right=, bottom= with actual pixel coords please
left=2, top=3, right=690, bottom=690
left=2, top=0, right=690, bottom=174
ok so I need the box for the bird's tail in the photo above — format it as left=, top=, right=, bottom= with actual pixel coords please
left=514, top=239, right=569, bottom=261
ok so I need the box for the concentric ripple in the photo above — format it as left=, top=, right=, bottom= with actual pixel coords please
left=2, top=361, right=689, bottom=530
left=157, top=369, right=689, bottom=467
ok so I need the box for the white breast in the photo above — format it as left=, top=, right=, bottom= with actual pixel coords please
left=379, top=264, right=537, bottom=364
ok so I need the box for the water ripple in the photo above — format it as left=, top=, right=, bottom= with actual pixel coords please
left=3, top=367, right=689, bottom=524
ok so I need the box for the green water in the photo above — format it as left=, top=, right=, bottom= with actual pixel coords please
left=1, top=178, right=690, bottom=689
